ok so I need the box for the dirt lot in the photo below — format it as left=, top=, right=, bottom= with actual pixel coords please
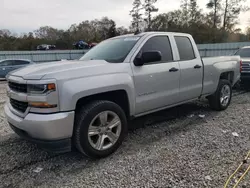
left=0, top=82, right=249, bottom=188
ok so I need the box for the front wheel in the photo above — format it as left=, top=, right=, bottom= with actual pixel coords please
left=208, top=79, right=232, bottom=111
left=73, top=100, right=127, bottom=158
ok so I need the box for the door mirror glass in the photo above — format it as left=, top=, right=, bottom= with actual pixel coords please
left=134, top=51, right=162, bottom=66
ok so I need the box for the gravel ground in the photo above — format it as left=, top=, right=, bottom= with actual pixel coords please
left=0, top=82, right=249, bottom=188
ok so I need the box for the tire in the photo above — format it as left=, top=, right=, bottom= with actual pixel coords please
left=73, top=100, right=127, bottom=158
left=208, top=79, right=232, bottom=111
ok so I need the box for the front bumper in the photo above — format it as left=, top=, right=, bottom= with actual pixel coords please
left=9, top=123, right=72, bottom=153
left=4, top=103, right=75, bottom=153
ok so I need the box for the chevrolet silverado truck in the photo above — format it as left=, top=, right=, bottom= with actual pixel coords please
left=4, top=32, right=241, bottom=158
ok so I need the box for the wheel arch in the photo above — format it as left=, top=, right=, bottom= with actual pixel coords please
left=75, top=90, right=131, bottom=119
left=220, top=71, right=234, bottom=85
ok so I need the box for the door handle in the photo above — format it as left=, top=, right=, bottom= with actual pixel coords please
left=194, top=65, right=202, bottom=69
left=169, top=67, right=179, bottom=72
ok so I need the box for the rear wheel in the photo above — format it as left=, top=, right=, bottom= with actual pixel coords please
left=208, top=79, right=232, bottom=111
left=73, top=100, right=127, bottom=158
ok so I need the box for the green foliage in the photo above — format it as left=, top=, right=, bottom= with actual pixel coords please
left=0, top=17, right=120, bottom=51
left=222, top=0, right=249, bottom=31
left=107, top=20, right=117, bottom=38
left=0, top=0, right=249, bottom=51
left=247, top=27, right=250, bottom=40
left=143, top=0, right=158, bottom=30
left=130, top=0, right=143, bottom=32
left=206, top=0, right=222, bottom=28
left=150, top=0, right=249, bottom=43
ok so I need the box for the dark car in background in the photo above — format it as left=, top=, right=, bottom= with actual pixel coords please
left=235, top=46, right=250, bottom=83
left=73, top=40, right=89, bottom=49
left=89, top=43, right=98, bottom=48
left=73, top=41, right=98, bottom=49
left=0, top=59, right=34, bottom=79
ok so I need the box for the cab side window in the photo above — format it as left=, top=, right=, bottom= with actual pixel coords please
left=174, top=36, right=195, bottom=60
left=141, top=36, right=173, bottom=64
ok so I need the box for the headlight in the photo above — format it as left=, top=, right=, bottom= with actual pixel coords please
left=27, top=83, right=56, bottom=94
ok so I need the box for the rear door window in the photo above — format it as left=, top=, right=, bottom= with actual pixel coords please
left=174, top=36, right=196, bottom=60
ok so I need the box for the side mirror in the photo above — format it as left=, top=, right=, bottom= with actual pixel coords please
left=134, top=51, right=162, bottom=66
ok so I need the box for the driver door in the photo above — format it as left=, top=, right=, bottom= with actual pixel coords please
left=131, top=35, right=180, bottom=115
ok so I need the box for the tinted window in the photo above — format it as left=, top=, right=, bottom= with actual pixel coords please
left=80, top=36, right=140, bottom=63
left=0, top=60, right=13, bottom=66
left=175, top=36, right=195, bottom=60
left=235, top=48, right=250, bottom=58
left=141, top=36, right=173, bottom=63
left=12, top=60, right=29, bottom=65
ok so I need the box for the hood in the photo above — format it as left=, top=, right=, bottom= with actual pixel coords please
left=9, top=60, right=126, bottom=80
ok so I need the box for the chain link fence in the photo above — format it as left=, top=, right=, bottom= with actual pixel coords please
left=0, top=50, right=88, bottom=62
left=0, top=42, right=250, bottom=62
left=198, top=42, right=250, bottom=57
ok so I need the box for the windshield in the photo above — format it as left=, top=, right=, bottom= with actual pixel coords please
left=235, top=48, right=250, bottom=58
left=79, top=36, right=140, bottom=63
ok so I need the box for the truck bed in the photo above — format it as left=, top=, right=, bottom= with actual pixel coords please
left=201, top=56, right=241, bottom=95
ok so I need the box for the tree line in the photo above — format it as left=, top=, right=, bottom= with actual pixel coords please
left=0, top=0, right=250, bottom=51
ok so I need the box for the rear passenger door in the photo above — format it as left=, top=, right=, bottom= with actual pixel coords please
left=132, top=35, right=180, bottom=115
left=174, top=36, right=203, bottom=101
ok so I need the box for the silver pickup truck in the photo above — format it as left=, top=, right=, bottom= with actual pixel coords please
left=4, top=32, right=241, bottom=158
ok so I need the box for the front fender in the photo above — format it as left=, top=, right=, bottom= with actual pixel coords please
left=58, top=73, right=136, bottom=116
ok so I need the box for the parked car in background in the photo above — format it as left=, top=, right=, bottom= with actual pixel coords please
left=36, top=44, right=56, bottom=50
left=73, top=41, right=98, bottom=49
left=0, top=59, right=34, bottom=79
left=89, top=43, right=98, bottom=48
left=73, top=40, right=89, bottom=49
left=234, top=46, right=250, bottom=83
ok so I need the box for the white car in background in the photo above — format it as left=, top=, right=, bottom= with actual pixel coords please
left=36, top=44, right=56, bottom=50
left=234, top=46, right=250, bottom=83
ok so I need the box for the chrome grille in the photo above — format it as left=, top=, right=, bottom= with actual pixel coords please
left=10, top=98, right=28, bottom=113
left=242, top=61, right=250, bottom=72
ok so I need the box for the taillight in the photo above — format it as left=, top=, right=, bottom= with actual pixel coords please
left=240, top=60, right=242, bottom=72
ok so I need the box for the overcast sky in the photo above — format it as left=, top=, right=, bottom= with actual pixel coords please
left=1, top=0, right=250, bottom=33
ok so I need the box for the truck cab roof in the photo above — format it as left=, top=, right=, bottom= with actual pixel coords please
left=112, top=31, right=192, bottom=40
